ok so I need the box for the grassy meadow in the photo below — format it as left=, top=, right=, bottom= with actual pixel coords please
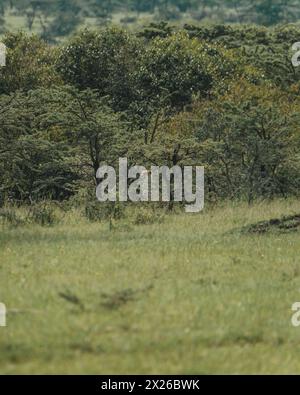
left=1, top=199, right=300, bottom=374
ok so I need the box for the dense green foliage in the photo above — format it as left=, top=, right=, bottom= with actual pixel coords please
left=1, top=22, right=300, bottom=207
left=1, top=4, right=300, bottom=376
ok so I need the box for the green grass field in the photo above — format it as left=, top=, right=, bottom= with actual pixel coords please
left=1, top=200, right=300, bottom=374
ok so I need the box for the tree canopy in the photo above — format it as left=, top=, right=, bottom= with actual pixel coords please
left=1, top=23, right=300, bottom=206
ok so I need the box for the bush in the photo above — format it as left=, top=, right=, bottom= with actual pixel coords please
left=133, top=208, right=165, bottom=225
left=27, top=203, right=58, bottom=226
left=0, top=208, right=23, bottom=227
left=85, top=201, right=124, bottom=222
left=120, top=16, right=137, bottom=24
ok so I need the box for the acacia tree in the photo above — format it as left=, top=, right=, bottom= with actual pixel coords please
left=31, top=87, right=126, bottom=184
left=57, top=28, right=139, bottom=112
left=0, top=91, right=79, bottom=203
left=130, top=32, right=236, bottom=139
left=0, top=32, right=61, bottom=94
left=193, top=79, right=300, bottom=202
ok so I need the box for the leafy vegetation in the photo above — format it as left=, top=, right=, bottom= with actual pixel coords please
left=1, top=1, right=300, bottom=375
left=1, top=24, right=300, bottom=207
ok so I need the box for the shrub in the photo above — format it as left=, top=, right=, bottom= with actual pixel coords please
left=27, top=203, right=58, bottom=226
left=133, top=208, right=165, bottom=225
left=120, top=16, right=137, bottom=24
left=0, top=208, right=23, bottom=227
left=85, top=201, right=124, bottom=222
